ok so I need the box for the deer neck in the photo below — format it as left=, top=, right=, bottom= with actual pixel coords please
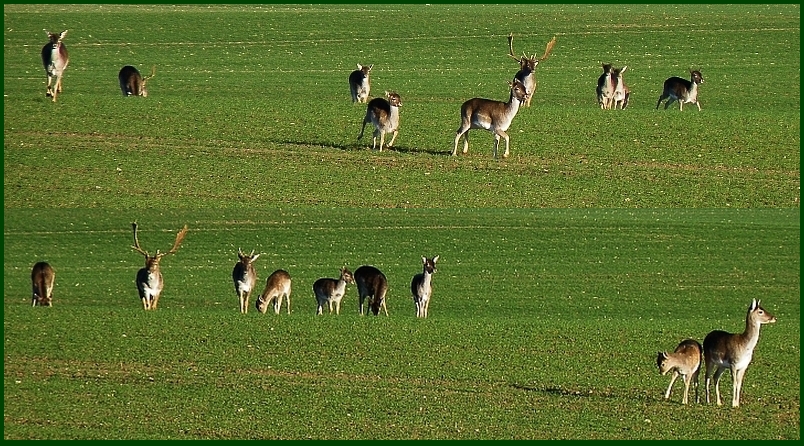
left=737, top=311, right=763, bottom=352
left=420, top=270, right=433, bottom=290
left=504, top=91, right=523, bottom=119
left=335, top=277, right=349, bottom=294
left=389, top=105, right=400, bottom=127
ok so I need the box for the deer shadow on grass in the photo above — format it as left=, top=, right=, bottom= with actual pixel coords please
left=278, top=139, right=449, bottom=156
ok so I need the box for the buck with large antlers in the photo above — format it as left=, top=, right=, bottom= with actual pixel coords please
left=119, top=65, right=156, bottom=97
left=506, top=34, right=556, bottom=108
left=233, top=248, right=260, bottom=314
left=131, top=222, right=188, bottom=310
left=31, top=261, right=55, bottom=307
left=41, top=30, right=69, bottom=102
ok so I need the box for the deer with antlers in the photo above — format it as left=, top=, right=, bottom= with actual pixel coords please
left=119, top=65, right=156, bottom=97
left=506, top=34, right=556, bottom=108
left=131, top=222, right=188, bottom=310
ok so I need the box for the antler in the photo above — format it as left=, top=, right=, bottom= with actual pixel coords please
left=164, top=225, right=188, bottom=256
left=507, top=33, right=523, bottom=61
left=539, top=36, right=557, bottom=62
left=131, top=221, right=149, bottom=256
left=145, top=65, right=156, bottom=80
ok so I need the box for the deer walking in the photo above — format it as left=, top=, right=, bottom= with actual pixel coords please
left=506, top=34, right=556, bottom=108
left=349, top=63, right=373, bottom=104
left=232, top=248, right=260, bottom=314
left=41, top=30, right=69, bottom=102
left=596, top=63, right=616, bottom=109
left=612, top=65, right=630, bottom=110
left=119, top=65, right=156, bottom=97
left=256, top=269, right=292, bottom=315
left=704, top=299, right=777, bottom=407
left=31, top=261, right=55, bottom=307
left=411, top=255, right=438, bottom=318
left=657, top=338, right=703, bottom=405
left=357, top=91, right=402, bottom=151
left=656, top=70, right=704, bottom=111
left=313, top=267, right=354, bottom=315
left=453, top=80, right=529, bottom=159
left=131, top=222, right=188, bottom=311
left=354, top=265, right=389, bottom=316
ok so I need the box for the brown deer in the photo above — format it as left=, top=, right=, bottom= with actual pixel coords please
left=703, top=299, right=777, bottom=407
left=657, top=338, right=703, bottom=405
left=506, top=34, right=556, bottom=108
left=232, top=248, right=260, bottom=314
left=354, top=265, right=389, bottom=316
left=411, top=255, right=438, bottom=318
left=656, top=69, right=704, bottom=111
left=119, top=65, right=156, bottom=97
left=31, top=261, right=55, bottom=307
left=313, top=267, right=354, bottom=315
left=131, top=222, right=188, bottom=310
left=596, top=63, right=616, bottom=109
left=453, top=79, right=530, bottom=159
left=357, top=91, right=402, bottom=151
left=612, top=65, right=630, bottom=110
left=349, top=63, right=373, bottom=104
left=256, top=269, right=292, bottom=315
left=41, top=30, right=69, bottom=102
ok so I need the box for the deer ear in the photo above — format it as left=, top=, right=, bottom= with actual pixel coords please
left=621, top=66, right=628, bottom=72
left=60, top=30, right=68, bottom=39
left=357, top=63, right=362, bottom=70
left=750, top=298, right=758, bottom=310
left=368, top=64, right=373, bottom=70
left=432, top=255, right=439, bottom=263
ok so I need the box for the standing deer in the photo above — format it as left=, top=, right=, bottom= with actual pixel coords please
left=657, top=338, right=703, bottom=405
left=313, top=267, right=354, bottom=315
left=596, top=63, right=616, bottom=109
left=704, top=299, right=776, bottom=407
left=612, top=65, right=630, bottom=110
left=453, top=79, right=529, bottom=159
left=349, top=63, right=373, bottom=104
left=41, top=30, right=69, bottom=102
left=656, top=69, right=704, bottom=111
left=119, top=65, right=156, bottom=97
left=256, top=269, right=292, bottom=315
left=31, top=261, right=55, bottom=307
left=131, top=222, right=188, bottom=311
left=506, top=34, right=556, bottom=108
left=354, top=265, right=389, bottom=316
left=411, top=255, right=438, bottom=318
left=232, top=248, right=260, bottom=314
left=357, top=91, right=402, bottom=151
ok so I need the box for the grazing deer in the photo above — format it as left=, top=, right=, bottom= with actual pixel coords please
left=411, top=255, right=438, bottom=318
left=130, top=222, right=188, bottom=311
left=704, top=299, right=776, bottom=407
left=453, top=79, right=529, bottom=159
left=256, top=269, right=292, bottom=315
left=656, top=69, right=704, bottom=111
left=354, top=265, right=389, bottom=316
left=31, top=261, right=55, bottom=307
left=612, top=65, right=630, bottom=110
left=119, top=65, right=156, bottom=97
left=313, top=267, right=354, bottom=315
left=41, top=30, right=69, bottom=102
left=349, top=63, right=373, bottom=104
left=596, top=63, right=616, bottom=109
left=657, top=338, right=703, bottom=405
left=232, top=248, right=260, bottom=314
left=357, top=91, right=402, bottom=151
left=506, top=34, right=556, bottom=108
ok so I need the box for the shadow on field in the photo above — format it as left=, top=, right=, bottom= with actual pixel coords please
left=279, top=139, right=450, bottom=156
left=511, top=383, right=619, bottom=399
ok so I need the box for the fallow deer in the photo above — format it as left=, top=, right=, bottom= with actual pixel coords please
left=453, top=79, right=529, bottom=159
left=612, top=65, right=630, bottom=110
left=656, top=69, right=704, bottom=111
left=119, top=65, right=156, bottom=97
left=411, top=255, right=438, bottom=318
left=704, top=299, right=776, bottom=407
left=131, top=222, right=188, bottom=311
left=357, top=91, right=402, bottom=151
left=349, top=63, right=373, bottom=104
left=313, top=267, right=354, bottom=315
left=31, top=261, right=55, bottom=307
left=232, top=248, right=260, bottom=314
left=41, top=30, right=69, bottom=102
left=354, top=265, right=389, bottom=316
left=657, top=338, right=703, bottom=405
left=596, top=63, right=616, bottom=110
left=256, top=269, right=292, bottom=315
left=506, top=34, right=556, bottom=108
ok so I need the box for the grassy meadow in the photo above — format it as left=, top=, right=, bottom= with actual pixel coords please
left=3, top=4, right=801, bottom=440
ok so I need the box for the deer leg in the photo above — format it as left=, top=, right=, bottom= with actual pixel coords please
left=357, top=119, right=369, bottom=141
left=692, top=368, right=701, bottom=403
left=712, top=367, right=726, bottom=406
left=286, top=293, right=291, bottom=315
left=378, top=131, right=385, bottom=152
left=501, top=132, right=511, bottom=158
left=682, top=374, right=691, bottom=405
left=664, top=372, right=678, bottom=400
left=732, top=366, right=746, bottom=407
left=387, top=130, right=398, bottom=148
left=695, top=101, right=702, bottom=111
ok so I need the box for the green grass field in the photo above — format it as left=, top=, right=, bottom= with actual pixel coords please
left=3, top=4, right=800, bottom=440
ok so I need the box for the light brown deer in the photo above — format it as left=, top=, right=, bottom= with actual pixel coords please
left=411, top=255, right=438, bottom=318
left=313, top=267, right=354, bottom=315
left=704, top=299, right=777, bottom=407
left=41, top=30, right=69, bottom=102
left=612, top=65, right=630, bottom=110
left=131, top=222, right=188, bottom=310
left=256, top=269, right=292, bottom=315
left=354, top=265, right=389, bottom=316
left=656, top=69, right=704, bottom=111
left=233, top=248, right=260, bottom=314
left=596, top=63, right=616, bottom=109
left=506, top=34, right=556, bottom=108
left=453, top=79, right=529, bottom=159
left=349, top=63, right=373, bottom=104
left=119, top=65, right=156, bottom=97
left=357, top=91, right=402, bottom=151
left=31, top=261, right=55, bottom=307
left=657, top=338, right=703, bottom=405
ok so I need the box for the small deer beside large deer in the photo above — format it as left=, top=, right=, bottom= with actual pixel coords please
left=657, top=338, right=703, bottom=405
left=119, top=65, right=156, bottom=97
left=130, top=222, right=188, bottom=310
left=41, top=30, right=69, bottom=102
left=506, top=34, right=556, bottom=108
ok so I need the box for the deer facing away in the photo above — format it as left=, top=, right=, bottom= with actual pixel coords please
left=358, top=91, right=402, bottom=151
left=411, top=255, right=438, bottom=318
left=313, top=267, right=354, bottom=315
left=31, top=261, right=55, bottom=307
left=119, top=65, right=156, bottom=97
left=41, top=30, right=69, bottom=102
left=233, top=248, right=260, bottom=314
left=656, top=70, right=704, bottom=111
left=256, top=269, right=292, bottom=315
left=354, top=265, right=389, bottom=316
left=657, top=338, right=703, bottom=405
left=349, top=63, right=373, bottom=104
left=131, top=222, right=188, bottom=311
left=506, top=34, right=556, bottom=108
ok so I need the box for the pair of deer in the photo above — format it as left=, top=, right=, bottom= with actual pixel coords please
left=657, top=299, right=777, bottom=407
left=349, top=63, right=404, bottom=152
left=596, top=63, right=630, bottom=110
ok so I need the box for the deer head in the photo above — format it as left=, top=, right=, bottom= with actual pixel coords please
left=131, top=222, right=188, bottom=272
left=141, top=65, right=156, bottom=97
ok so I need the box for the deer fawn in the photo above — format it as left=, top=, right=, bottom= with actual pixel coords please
left=411, top=255, right=438, bottom=318
left=119, top=65, right=156, bottom=97
left=357, top=91, right=402, bottom=151
left=31, top=261, right=55, bottom=307
left=349, top=63, right=373, bottom=104
left=256, top=269, right=292, bottom=315
left=453, top=79, right=529, bottom=159
left=612, top=66, right=630, bottom=110
left=596, top=63, right=616, bottom=109
left=41, top=30, right=69, bottom=102
left=232, top=248, right=260, bottom=314
left=656, top=70, right=704, bottom=111
left=704, top=299, right=776, bottom=407
left=130, top=222, right=188, bottom=311
left=354, top=265, right=389, bottom=316
left=313, top=267, right=354, bottom=315
left=657, top=338, right=703, bottom=405
left=506, top=34, right=556, bottom=108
